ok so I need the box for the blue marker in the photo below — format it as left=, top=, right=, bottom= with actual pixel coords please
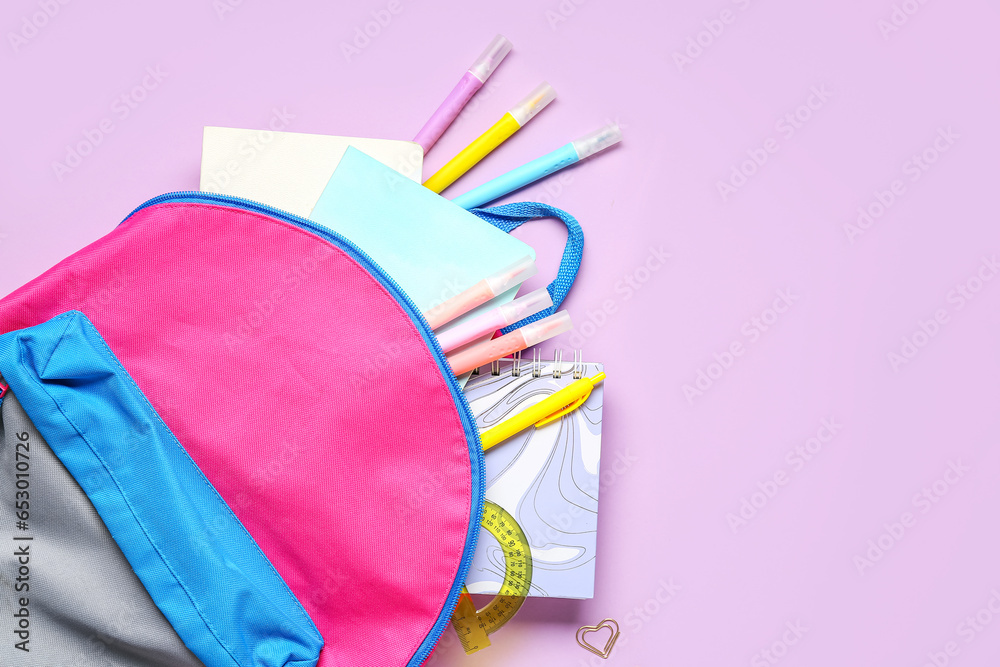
left=451, top=123, right=622, bottom=209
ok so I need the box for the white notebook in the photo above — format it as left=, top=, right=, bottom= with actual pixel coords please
left=463, top=356, right=606, bottom=599
left=199, top=127, right=423, bottom=217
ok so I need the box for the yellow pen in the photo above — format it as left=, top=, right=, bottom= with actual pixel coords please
left=479, top=371, right=606, bottom=451
left=423, top=82, right=557, bottom=194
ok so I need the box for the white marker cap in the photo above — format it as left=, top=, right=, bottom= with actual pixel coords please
left=521, top=311, right=573, bottom=347
left=572, top=123, right=623, bottom=160
left=486, top=255, right=537, bottom=296
left=509, top=82, right=557, bottom=126
left=499, top=288, right=553, bottom=325
left=469, top=35, right=513, bottom=82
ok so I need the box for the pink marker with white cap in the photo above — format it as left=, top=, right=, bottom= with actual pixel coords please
left=424, top=255, right=536, bottom=330
left=435, top=288, right=553, bottom=353
left=446, top=311, right=573, bottom=376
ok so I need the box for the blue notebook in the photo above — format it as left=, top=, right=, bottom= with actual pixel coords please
left=309, top=149, right=535, bottom=382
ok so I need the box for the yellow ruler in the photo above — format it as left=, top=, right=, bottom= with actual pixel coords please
left=450, top=500, right=532, bottom=654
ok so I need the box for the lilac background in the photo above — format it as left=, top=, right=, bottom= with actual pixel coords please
left=3, top=0, right=1000, bottom=665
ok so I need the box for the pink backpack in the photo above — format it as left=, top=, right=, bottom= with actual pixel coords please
left=0, top=193, right=484, bottom=667
left=0, top=191, right=583, bottom=666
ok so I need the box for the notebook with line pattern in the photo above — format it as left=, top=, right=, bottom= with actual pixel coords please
left=462, top=354, right=605, bottom=600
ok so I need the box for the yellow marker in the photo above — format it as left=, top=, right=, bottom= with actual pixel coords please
left=423, top=82, right=557, bottom=194
left=479, top=371, right=606, bottom=451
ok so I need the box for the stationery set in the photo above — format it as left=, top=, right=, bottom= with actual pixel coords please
left=0, top=33, right=621, bottom=666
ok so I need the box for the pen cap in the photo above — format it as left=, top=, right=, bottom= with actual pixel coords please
left=468, top=34, right=513, bottom=82
left=485, top=255, right=537, bottom=296
left=521, top=311, right=573, bottom=347
left=572, top=123, right=623, bottom=160
left=499, top=288, right=553, bottom=325
left=508, top=82, right=557, bottom=126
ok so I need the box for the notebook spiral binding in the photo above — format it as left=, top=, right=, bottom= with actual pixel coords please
left=478, top=349, right=586, bottom=379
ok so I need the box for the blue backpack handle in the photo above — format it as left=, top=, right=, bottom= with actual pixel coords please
left=469, top=202, right=584, bottom=334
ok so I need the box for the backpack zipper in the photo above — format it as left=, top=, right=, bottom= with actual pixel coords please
left=122, top=191, right=486, bottom=667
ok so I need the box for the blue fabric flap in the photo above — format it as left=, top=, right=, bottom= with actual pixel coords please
left=0, top=311, right=324, bottom=667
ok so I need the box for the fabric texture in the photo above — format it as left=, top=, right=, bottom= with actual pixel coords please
left=0, top=197, right=483, bottom=667
left=470, top=202, right=584, bottom=333
left=0, top=376, right=205, bottom=667
left=0, top=311, right=323, bottom=667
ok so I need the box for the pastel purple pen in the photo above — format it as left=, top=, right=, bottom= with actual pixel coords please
left=435, top=288, right=553, bottom=353
left=413, top=35, right=513, bottom=154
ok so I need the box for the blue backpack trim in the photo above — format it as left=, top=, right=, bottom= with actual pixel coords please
left=0, top=311, right=324, bottom=667
left=470, top=202, right=584, bottom=333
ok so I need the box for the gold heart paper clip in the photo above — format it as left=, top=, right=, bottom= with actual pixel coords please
left=576, top=618, right=621, bottom=659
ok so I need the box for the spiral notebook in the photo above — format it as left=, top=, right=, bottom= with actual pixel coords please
left=463, top=354, right=605, bottom=600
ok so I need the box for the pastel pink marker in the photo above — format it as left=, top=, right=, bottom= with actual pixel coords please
left=424, top=255, right=536, bottom=331
left=436, top=288, right=553, bottom=353
left=413, top=35, right=513, bottom=154
left=447, top=311, right=573, bottom=376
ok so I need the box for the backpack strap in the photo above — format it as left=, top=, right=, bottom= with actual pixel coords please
left=469, top=202, right=584, bottom=334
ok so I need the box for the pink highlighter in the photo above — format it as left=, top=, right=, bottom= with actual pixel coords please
left=424, top=255, right=537, bottom=330
left=446, top=311, right=573, bottom=376
left=435, top=288, right=553, bottom=353
left=413, top=35, right=513, bottom=154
